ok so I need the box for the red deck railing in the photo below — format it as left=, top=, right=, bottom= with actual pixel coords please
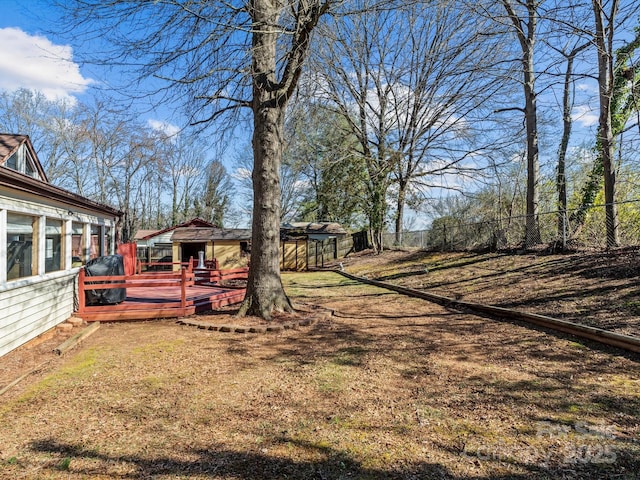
left=76, top=265, right=249, bottom=322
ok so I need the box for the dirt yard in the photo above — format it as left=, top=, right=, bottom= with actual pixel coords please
left=332, top=247, right=640, bottom=338
left=0, top=252, right=639, bottom=479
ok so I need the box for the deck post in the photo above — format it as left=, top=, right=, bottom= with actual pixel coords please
left=181, top=267, right=187, bottom=310
left=77, top=268, right=86, bottom=314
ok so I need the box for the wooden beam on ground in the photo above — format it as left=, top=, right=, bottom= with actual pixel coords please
left=54, top=322, right=101, bottom=355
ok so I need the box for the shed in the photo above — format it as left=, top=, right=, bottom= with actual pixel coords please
left=0, top=133, right=121, bottom=357
left=134, top=218, right=216, bottom=267
left=171, top=227, right=251, bottom=269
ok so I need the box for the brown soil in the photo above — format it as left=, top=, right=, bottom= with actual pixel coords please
left=0, top=253, right=639, bottom=479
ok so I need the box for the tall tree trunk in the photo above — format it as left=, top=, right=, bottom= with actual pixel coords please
left=557, top=44, right=588, bottom=248
left=172, top=179, right=179, bottom=226
left=502, top=0, right=541, bottom=248
left=593, top=0, right=620, bottom=248
left=368, top=178, right=387, bottom=253
left=239, top=0, right=293, bottom=319
left=522, top=8, right=540, bottom=248
left=240, top=104, right=293, bottom=318
left=395, top=180, right=407, bottom=246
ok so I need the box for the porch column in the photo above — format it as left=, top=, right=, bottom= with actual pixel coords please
left=36, top=215, right=46, bottom=275
left=0, top=209, right=6, bottom=283
left=64, top=218, right=73, bottom=270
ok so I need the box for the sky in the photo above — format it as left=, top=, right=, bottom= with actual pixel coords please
left=0, top=0, right=252, bottom=224
left=0, top=2, right=88, bottom=98
left=0, top=0, right=185, bottom=131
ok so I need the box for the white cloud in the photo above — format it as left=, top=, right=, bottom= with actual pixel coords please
left=147, top=119, right=180, bottom=137
left=572, top=104, right=599, bottom=128
left=0, top=27, right=92, bottom=101
left=576, top=82, right=598, bottom=94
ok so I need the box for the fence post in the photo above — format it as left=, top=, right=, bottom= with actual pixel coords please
left=181, top=267, right=187, bottom=310
left=77, top=268, right=85, bottom=314
left=442, top=223, right=447, bottom=251
left=562, top=210, right=568, bottom=250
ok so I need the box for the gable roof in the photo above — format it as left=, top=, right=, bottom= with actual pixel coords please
left=140, top=218, right=217, bottom=240
left=0, top=133, right=48, bottom=182
left=134, top=229, right=162, bottom=241
left=0, top=133, right=121, bottom=218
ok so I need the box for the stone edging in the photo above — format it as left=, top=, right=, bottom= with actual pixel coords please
left=177, top=310, right=330, bottom=334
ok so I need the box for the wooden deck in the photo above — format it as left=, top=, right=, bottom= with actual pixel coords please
left=75, top=267, right=247, bottom=322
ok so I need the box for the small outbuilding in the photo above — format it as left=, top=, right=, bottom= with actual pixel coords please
left=170, top=227, right=252, bottom=270
left=135, top=218, right=215, bottom=267
left=280, top=222, right=350, bottom=270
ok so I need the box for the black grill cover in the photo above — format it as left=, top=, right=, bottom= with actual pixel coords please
left=84, top=255, right=126, bottom=305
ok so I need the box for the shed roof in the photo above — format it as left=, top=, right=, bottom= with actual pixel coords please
left=140, top=218, right=217, bottom=240
left=171, top=227, right=251, bottom=242
left=283, top=222, right=348, bottom=235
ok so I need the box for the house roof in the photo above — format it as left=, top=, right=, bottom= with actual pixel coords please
left=0, top=133, right=121, bottom=218
left=282, top=222, right=348, bottom=235
left=140, top=218, right=217, bottom=240
left=171, top=227, right=251, bottom=242
left=134, top=229, right=162, bottom=240
left=0, top=133, right=49, bottom=182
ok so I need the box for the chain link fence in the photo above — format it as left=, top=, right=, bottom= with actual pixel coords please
left=383, top=200, right=640, bottom=251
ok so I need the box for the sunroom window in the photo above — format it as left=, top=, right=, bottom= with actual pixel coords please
left=6, top=213, right=35, bottom=280
left=45, top=218, right=63, bottom=273
left=72, top=222, right=85, bottom=266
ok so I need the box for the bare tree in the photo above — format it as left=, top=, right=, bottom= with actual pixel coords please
left=387, top=1, right=506, bottom=245
left=198, top=160, right=233, bottom=227
left=283, top=102, right=365, bottom=226
left=60, top=0, right=334, bottom=318
left=498, top=0, right=543, bottom=248
left=312, top=1, right=507, bottom=249
left=0, top=89, right=77, bottom=186
left=543, top=0, right=592, bottom=247
left=313, top=3, right=404, bottom=252
left=592, top=0, right=622, bottom=247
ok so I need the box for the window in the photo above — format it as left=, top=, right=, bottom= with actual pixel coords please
left=45, top=218, right=63, bottom=273
left=6, top=152, right=18, bottom=170
left=25, top=156, right=36, bottom=177
left=105, top=227, right=113, bottom=255
left=72, top=222, right=85, bottom=266
left=91, top=225, right=102, bottom=259
left=6, top=213, right=35, bottom=280
left=4, top=146, right=38, bottom=178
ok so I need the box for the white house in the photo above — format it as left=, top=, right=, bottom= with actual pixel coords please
left=0, top=133, right=121, bottom=357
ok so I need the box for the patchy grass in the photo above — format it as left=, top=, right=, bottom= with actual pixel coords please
left=0, top=270, right=638, bottom=479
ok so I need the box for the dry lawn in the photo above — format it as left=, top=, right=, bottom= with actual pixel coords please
left=0, top=266, right=639, bottom=479
left=335, top=248, right=640, bottom=337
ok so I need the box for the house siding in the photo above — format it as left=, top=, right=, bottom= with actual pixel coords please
left=1, top=183, right=117, bottom=357
left=0, top=272, right=75, bottom=357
